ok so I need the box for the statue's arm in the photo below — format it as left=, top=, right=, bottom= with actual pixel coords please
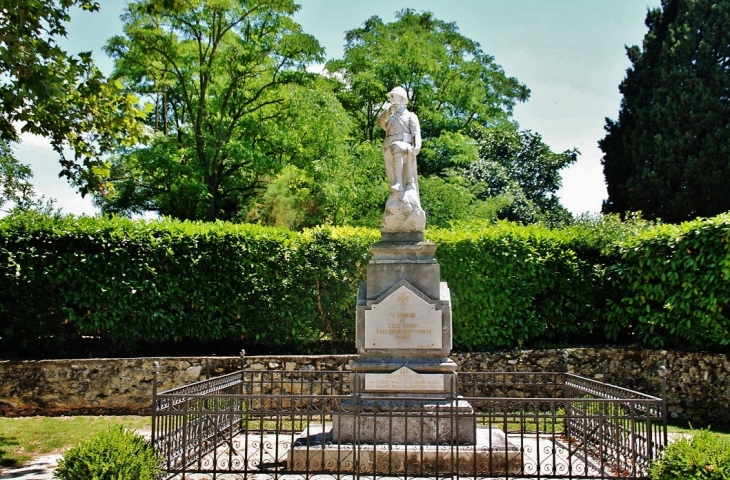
left=377, top=105, right=391, bottom=130
left=410, top=113, right=422, bottom=155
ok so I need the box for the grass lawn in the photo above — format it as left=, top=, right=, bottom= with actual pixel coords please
left=667, top=423, right=730, bottom=441
left=0, top=415, right=150, bottom=469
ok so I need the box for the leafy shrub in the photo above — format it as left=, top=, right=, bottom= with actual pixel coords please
left=604, top=213, right=730, bottom=350
left=54, top=425, right=158, bottom=480
left=418, top=176, right=477, bottom=228
left=649, top=429, right=730, bottom=479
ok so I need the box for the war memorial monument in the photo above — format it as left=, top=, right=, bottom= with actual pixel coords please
left=289, top=86, right=519, bottom=472
left=150, top=87, right=666, bottom=479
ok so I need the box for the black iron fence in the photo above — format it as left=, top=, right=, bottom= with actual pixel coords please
left=152, top=367, right=666, bottom=479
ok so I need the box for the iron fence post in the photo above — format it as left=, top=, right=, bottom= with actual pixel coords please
left=151, top=361, right=159, bottom=450
left=239, top=349, right=246, bottom=393
left=353, top=371, right=361, bottom=472
left=562, top=350, right=572, bottom=445
left=659, top=365, right=668, bottom=445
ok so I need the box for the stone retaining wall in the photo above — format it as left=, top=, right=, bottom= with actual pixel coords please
left=0, top=349, right=727, bottom=426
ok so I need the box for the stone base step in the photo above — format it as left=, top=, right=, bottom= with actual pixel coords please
left=288, top=425, right=522, bottom=475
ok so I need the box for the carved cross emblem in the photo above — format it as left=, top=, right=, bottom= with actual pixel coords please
left=397, top=292, right=409, bottom=305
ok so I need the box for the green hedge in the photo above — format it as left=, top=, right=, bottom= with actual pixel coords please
left=1, top=211, right=729, bottom=357
left=430, top=223, right=605, bottom=350
left=0, top=213, right=375, bottom=356
left=604, top=213, right=730, bottom=350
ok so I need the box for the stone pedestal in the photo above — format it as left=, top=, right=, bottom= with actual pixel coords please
left=354, top=241, right=455, bottom=367
left=330, top=239, right=473, bottom=444
left=287, top=236, right=522, bottom=474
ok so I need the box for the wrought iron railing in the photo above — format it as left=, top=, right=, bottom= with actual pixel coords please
left=563, top=373, right=666, bottom=477
left=152, top=369, right=246, bottom=473
left=152, top=368, right=666, bottom=479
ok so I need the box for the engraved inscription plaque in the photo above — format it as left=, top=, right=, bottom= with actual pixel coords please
left=364, top=367, right=444, bottom=392
left=364, top=285, right=442, bottom=349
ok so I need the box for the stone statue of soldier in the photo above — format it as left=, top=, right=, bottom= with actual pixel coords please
left=378, top=86, right=426, bottom=237
left=379, top=86, right=421, bottom=197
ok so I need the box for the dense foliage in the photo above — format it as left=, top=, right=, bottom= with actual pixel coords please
left=601, top=0, right=730, bottom=222
left=0, top=142, right=34, bottom=211
left=0, top=213, right=377, bottom=357
left=604, top=213, right=730, bottom=350
left=463, top=125, right=577, bottom=225
left=55, top=425, right=159, bottom=480
left=2, top=212, right=728, bottom=358
left=0, top=0, right=145, bottom=195
left=325, top=9, right=528, bottom=144
left=430, top=223, right=603, bottom=350
left=1, top=2, right=580, bottom=227
left=98, top=0, right=338, bottom=222
left=648, top=429, right=730, bottom=479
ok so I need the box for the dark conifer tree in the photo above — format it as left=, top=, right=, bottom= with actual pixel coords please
left=600, top=0, right=730, bottom=222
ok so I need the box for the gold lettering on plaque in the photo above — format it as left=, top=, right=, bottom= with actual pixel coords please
left=364, top=285, right=442, bottom=349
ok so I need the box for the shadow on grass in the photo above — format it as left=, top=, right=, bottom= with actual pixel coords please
left=0, top=433, right=22, bottom=467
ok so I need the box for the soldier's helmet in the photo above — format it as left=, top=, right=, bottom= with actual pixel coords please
left=387, top=86, right=409, bottom=103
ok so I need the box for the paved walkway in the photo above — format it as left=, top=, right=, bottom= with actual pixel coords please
left=0, top=431, right=683, bottom=480
left=0, top=454, right=61, bottom=480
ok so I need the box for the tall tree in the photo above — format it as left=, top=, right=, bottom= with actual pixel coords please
left=326, top=9, right=530, bottom=144
left=0, top=141, right=34, bottom=211
left=0, top=0, right=145, bottom=194
left=600, top=0, right=730, bottom=222
left=325, top=9, right=576, bottom=225
left=463, top=125, right=577, bottom=225
left=98, top=0, right=332, bottom=221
